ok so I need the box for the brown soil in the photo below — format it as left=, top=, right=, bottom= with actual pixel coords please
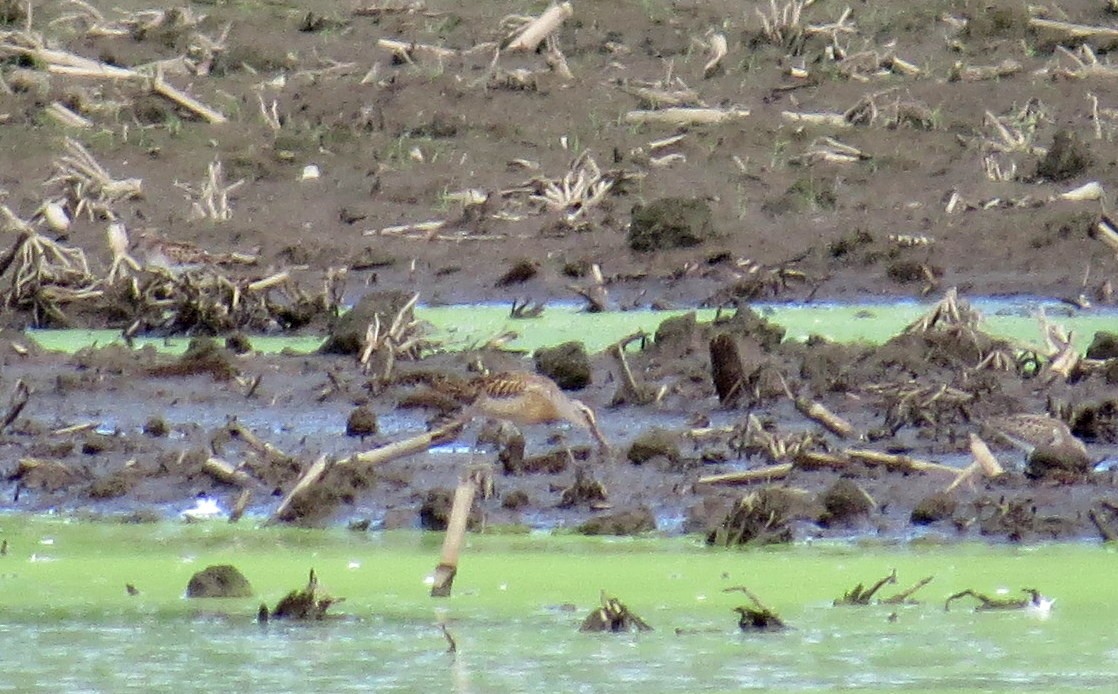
left=2, top=0, right=1118, bottom=542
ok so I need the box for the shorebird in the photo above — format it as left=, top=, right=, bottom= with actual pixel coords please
left=460, top=371, right=610, bottom=452
left=981, top=414, right=1090, bottom=470
left=136, top=232, right=257, bottom=273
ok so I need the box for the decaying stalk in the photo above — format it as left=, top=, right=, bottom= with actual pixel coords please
left=624, top=107, right=750, bottom=126
left=903, top=287, right=982, bottom=333
left=176, top=159, right=243, bottom=222
left=359, top=292, right=430, bottom=381
left=505, top=1, right=572, bottom=52
left=703, top=32, right=728, bottom=78
left=969, top=433, right=1005, bottom=477
left=567, top=262, right=609, bottom=313
left=430, top=466, right=490, bottom=597
left=608, top=332, right=661, bottom=406
left=47, top=138, right=143, bottom=221
left=778, top=373, right=856, bottom=439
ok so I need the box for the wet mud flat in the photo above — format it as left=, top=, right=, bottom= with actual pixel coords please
left=2, top=290, right=1117, bottom=544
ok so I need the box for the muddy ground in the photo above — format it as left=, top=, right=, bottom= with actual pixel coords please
left=2, top=0, right=1118, bottom=542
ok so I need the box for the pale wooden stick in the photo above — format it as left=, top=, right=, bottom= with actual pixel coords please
left=1029, top=17, right=1118, bottom=41
left=430, top=478, right=477, bottom=597
left=45, top=102, right=92, bottom=128
left=340, top=420, right=463, bottom=467
left=625, top=107, right=750, bottom=125
left=845, top=448, right=957, bottom=475
left=202, top=456, right=255, bottom=487
left=151, top=69, right=227, bottom=123
left=781, top=111, right=849, bottom=127
left=944, top=460, right=979, bottom=493
left=376, top=38, right=458, bottom=61
left=968, top=433, right=1004, bottom=477
left=506, top=2, right=573, bottom=52
left=698, top=463, right=793, bottom=486
left=246, top=271, right=290, bottom=293
left=269, top=454, right=330, bottom=523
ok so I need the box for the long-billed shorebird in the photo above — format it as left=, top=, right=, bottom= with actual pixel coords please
left=459, top=371, right=610, bottom=452
left=981, top=413, right=1090, bottom=469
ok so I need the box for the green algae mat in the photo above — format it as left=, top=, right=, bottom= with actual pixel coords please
left=24, top=299, right=1118, bottom=355
left=2, top=517, right=1117, bottom=692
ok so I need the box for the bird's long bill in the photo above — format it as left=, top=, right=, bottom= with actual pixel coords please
left=575, top=401, right=610, bottom=451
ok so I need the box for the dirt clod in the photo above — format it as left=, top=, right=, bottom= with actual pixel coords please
left=186, top=564, right=254, bottom=598
left=628, top=198, right=716, bottom=252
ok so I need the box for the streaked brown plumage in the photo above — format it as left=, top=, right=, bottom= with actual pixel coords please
left=981, top=414, right=1090, bottom=468
left=465, top=372, right=609, bottom=450
left=136, top=232, right=257, bottom=272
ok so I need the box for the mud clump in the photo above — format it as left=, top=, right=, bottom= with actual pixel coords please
left=762, top=176, right=837, bottom=216
left=186, top=564, right=254, bottom=598
left=1026, top=446, right=1092, bottom=480
left=419, top=488, right=480, bottom=531
left=534, top=341, right=591, bottom=390
left=627, top=429, right=681, bottom=467
left=1086, top=332, right=1118, bottom=360
left=911, top=492, right=958, bottom=525
left=707, top=487, right=818, bottom=546
left=577, top=507, right=656, bottom=536
left=654, top=312, right=699, bottom=354
left=819, top=478, right=875, bottom=526
left=10, top=458, right=85, bottom=492
left=345, top=405, right=378, bottom=439
left=963, top=0, right=1030, bottom=41
left=1035, top=129, right=1092, bottom=182
left=628, top=197, right=716, bottom=252
left=320, top=290, right=414, bottom=355
left=149, top=338, right=238, bottom=381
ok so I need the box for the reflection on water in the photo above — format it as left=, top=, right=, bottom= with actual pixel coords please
left=7, top=605, right=1118, bottom=692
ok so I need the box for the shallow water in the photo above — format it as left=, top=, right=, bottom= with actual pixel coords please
left=2, top=519, right=1117, bottom=693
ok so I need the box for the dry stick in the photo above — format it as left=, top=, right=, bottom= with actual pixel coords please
left=228, top=488, right=252, bottom=523
left=506, top=1, right=573, bottom=52
left=49, top=422, right=98, bottom=436
left=20, top=46, right=225, bottom=123
left=609, top=332, right=656, bottom=405
left=624, top=107, right=750, bottom=126
left=1029, top=17, right=1118, bottom=41
left=226, top=420, right=292, bottom=463
left=269, top=421, right=463, bottom=524
left=795, top=449, right=957, bottom=476
left=246, top=272, right=290, bottom=293
left=698, top=463, right=793, bottom=486
left=881, top=576, right=934, bottom=605
left=430, top=477, right=477, bottom=597
left=45, top=101, right=92, bottom=128
left=269, top=454, right=330, bottom=523
left=375, top=38, right=458, bottom=61
left=968, top=433, right=1004, bottom=477
left=780, top=111, right=849, bottom=127
left=202, top=456, right=255, bottom=487
left=944, top=461, right=978, bottom=494
left=845, top=448, right=957, bottom=475
left=341, top=419, right=463, bottom=467
left=778, top=374, right=855, bottom=439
